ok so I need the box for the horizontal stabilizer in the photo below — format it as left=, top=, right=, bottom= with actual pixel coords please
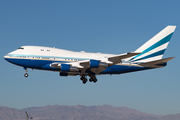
left=139, top=57, right=175, bottom=67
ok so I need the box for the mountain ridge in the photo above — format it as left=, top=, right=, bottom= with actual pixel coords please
left=0, top=105, right=179, bottom=120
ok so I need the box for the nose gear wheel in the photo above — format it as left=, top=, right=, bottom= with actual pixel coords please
left=24, top=67, right=29, bottom=78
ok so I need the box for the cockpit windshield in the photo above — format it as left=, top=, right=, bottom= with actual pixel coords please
left=18, top=47, right=24, bottom=49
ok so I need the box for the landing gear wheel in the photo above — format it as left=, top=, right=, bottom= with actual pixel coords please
left=80, top=75, right=88, bottom=84
left=24, top=73, right=28, bottom=77
left=80, top=76, right=85, bottom=80
left=88, top=73, right=98, bottom=83
left=89, top=78, right=93, bottom=82
left=82, top=78, right=87, bottom=84
left=80, top=75, right=85, bottom=80
left=93, top=78, right=97, bottom=83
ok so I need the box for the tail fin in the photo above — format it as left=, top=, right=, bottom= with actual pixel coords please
left=129, top=26, right=176, bottom=63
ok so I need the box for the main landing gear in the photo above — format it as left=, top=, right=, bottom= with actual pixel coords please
left=80, top=74, right=97, bottom=84
left=89, top=77, right=97, bottom=83
left=80, top=75, right=88, bottom=84
left=24, top=67, right=28, bottom=77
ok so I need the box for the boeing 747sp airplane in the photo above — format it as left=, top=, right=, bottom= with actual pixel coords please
left=4, top=26, right=176, bottom=84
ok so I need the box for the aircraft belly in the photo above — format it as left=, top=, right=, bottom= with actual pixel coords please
left=5, top=58, right=152, bottom=75
left=100, top=65, right=148, bottom=74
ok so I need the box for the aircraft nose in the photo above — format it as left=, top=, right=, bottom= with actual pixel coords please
left=4, top=54, right=10, bottom=62
left=4, top=54, right=8, bottom=60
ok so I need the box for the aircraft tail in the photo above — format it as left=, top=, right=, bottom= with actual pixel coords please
left=129, top=26, right=176, bottom=63
left=138, top=57, right=175, bottom=68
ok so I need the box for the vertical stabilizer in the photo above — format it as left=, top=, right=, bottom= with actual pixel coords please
left=129, top=26, right=176, bottom=63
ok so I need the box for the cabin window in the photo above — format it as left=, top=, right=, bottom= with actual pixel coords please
left=47, top=50, right=50, bottom=51
left=18, top=47, right=24, bottom=49
left=41, top=49, right=44, bottom=51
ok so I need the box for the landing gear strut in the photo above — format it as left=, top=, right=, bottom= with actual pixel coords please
left=24, top=67, right=28, bottom=78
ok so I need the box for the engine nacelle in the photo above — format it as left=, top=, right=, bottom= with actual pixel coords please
left=90, top=60, right=99, bottom=68
left=59, top=72, right=68, bottom=76
left=61, top=64, right=70, bottom=72
left=60, top=64, right=79, bottom=72
left=99, top=62, right=109, bottom=67
left=90, top=60, right=109, bottom=68
left=60, top=72, right=79, bottom=76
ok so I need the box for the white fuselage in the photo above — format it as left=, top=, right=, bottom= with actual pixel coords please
left=4, top=46, right=146, bottom=75
left=5, top=46, right=115, bottom=62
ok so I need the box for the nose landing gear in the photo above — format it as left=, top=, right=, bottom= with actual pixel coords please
left=24, top=67, right=29, bottom=78
left=24, top=73, right=28, bottom=77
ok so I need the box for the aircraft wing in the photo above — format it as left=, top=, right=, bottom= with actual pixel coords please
left=50, top=52, right=141, bottom=74
left=78, top=52, right=140, bottom=66
left=89, top=52, right=141, bottom=74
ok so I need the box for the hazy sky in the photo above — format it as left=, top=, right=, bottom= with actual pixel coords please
left=0, top=0, right=180, bottom=115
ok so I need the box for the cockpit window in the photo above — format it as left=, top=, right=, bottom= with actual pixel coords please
left=18, top=47, right=24, bottom=49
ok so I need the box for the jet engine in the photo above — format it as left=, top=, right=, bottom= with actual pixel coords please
left=90, top=60, right=108, bottom=68
left=60, top=64, right=79, bottom=72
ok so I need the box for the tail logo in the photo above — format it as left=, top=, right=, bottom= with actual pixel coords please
left=130, top=32, right=174, bottom=62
